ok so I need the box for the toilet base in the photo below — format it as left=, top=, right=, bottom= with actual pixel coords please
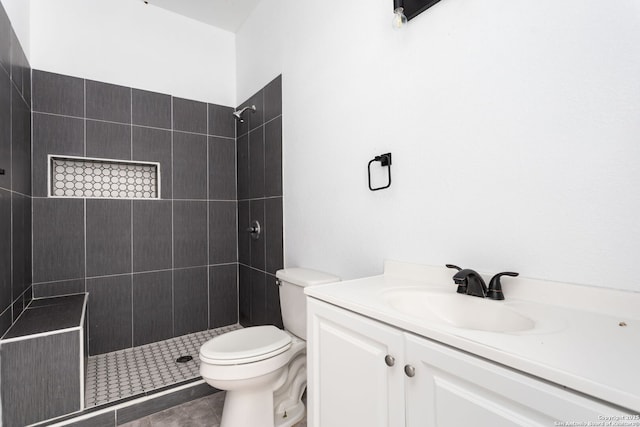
left=275, top=399, right=305, bottom=427
left=274, top=350, right=307, bottom=427
left=220, top=369, right=287, bottom=427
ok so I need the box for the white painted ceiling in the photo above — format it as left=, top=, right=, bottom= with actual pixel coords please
left=143, top=0, right=262, bottom=33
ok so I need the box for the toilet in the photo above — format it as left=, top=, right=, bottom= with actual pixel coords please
left=199, top=268, right=340, bottom=427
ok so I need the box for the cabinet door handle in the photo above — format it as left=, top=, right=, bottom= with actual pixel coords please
left=404, top=365, right=415, bottom=377
left=384, top=355, right=395, bottom=367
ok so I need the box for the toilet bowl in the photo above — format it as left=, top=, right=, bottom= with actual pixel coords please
left=199, top=268, right=340, bottom=427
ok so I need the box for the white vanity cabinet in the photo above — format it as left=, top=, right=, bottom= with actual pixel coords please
left=307, top=297, right=406, bottom=427
left=307, top=298, right=632, bottom=427
left=404, top=334, right=625, bottom=426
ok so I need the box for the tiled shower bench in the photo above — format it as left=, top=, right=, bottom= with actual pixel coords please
left=0, top=294, right=88, bottom=427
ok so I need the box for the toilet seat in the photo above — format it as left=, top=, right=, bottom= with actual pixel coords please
left=200, top=325, right=292, bottom=365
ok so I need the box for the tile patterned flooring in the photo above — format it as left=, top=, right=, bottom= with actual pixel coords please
left=86, top=324, right=242, bottom=407
left=121, top=391, right=308, bottom=427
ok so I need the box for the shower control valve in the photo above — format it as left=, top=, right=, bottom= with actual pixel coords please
left=247, top=220, right=261, bottom=240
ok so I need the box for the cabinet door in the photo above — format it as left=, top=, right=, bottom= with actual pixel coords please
left=405, top=333, right=631, bottom=427
left=307, top=298, right=405, bottom=427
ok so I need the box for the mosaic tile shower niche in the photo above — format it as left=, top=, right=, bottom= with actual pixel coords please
left=49, top=155, right=160, bottom=199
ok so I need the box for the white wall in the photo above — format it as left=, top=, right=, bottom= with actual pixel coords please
left=238, top=0, right=640, bottom=292
left=236, top=0, right=283, bottom=104
left=1, top=0, right=30, bottom=58
left=30, top=0, right=236, bottom=106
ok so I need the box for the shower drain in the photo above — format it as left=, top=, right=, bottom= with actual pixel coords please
left=176, top=355, right=193, bottom=363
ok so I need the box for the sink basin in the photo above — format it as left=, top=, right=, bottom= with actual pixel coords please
left=382, top=288, right=536, bottom=333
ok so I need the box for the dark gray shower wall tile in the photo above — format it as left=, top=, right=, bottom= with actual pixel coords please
left=32, top=70, right=84, bottom=116
left=32, top=113, right=84, bottom=197
left=0, top=189, right=10, bottom=313
left=209, top=201, right=237, bottom=264
left=24, top=197, right=32, bottom=289
left=236, top=133, right=249, bottom=200
left=9, top=29, right=24, bottom=95
left=250, top=269, right=267, bottom=326
left=86, top=199, right=132, bottom=277
left=132, top=89, right=171, bottom=129
left=209, top=264, right=238, bottom=328
left=133, top=270, right=172, bottom=346
left=173, top=131, right=207, bottom=199
left=132, top=126, right=172, bottom=199
left=173, top=267, right=208, bottom=336
left=265, top=197, right=283, bottom=275
left=12, top=193, right=31, bottom=297
left=264, top=75, right=282, bottom=123
left=173, top=97, right=207, bottom=134
left=22, top=286, right=32, bottom=311
left=249, top=127, right=265, bottom=198
left=86, top=120, right=131, bottom=160
left=11, top=297, right=22, bottom=321
left=238, top=265, right=251, bottom=326
left=245, top=90, right=264, bottom=132
left=237, top=200, right=250, bottom=265
left=11, top=86, right=31, bottom=195
left=265, top=273, right=284, bottom=328
left=249, top=199, right=265, bottom=270
left=22, top=61, right=30, bottom=107
left=208, top=104, right=235, bottom=138
left=87, top=275, right=132, bottom=355
left=173, top=201, right=207, bottom=268
left=0, top=69, right=10, bottom=190
left=86, top=80, right=131, bottom=123
left=0, top=4, right=9, bottom=73
left=33, top=198, right=85, bottom=283
left=86, top=120, right=131, bottom=166
left=13, top=36, right=30, bottom=104
left=33, top=279, right=85, bottom=298
left=133, top=200, right=172, bottom=272
left=209, top=137, right=236, bottom=200
left=0, top=306, right=11, bottom=337
left=264, top=116, right=282, bottom=197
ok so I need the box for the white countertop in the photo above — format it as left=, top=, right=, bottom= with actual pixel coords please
left=305, top=260, right=640, bottom=412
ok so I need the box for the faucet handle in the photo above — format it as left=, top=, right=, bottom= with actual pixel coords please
left=446, top=264, right=467, bottom=294
left=487, top=272, right=519, bottom=300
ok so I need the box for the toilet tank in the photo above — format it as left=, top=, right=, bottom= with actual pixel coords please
left=276, top=268, right=340, bottom=339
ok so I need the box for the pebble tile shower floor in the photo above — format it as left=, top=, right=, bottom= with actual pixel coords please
left=86, top=324, right=242, bottom=407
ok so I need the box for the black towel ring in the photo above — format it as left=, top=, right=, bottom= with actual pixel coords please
left=368, top=153, right=392, bottom=191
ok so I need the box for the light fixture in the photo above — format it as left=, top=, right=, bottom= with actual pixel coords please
left=392, top=7, right=408, bottom=29
left=392, top=0, right=443, bottom=28
left=392, top=0, right=407, bottom=29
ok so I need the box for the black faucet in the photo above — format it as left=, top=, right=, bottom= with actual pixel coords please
left=446, top=265, right=519, bottom=300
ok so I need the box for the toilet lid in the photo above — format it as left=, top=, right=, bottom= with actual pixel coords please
left=200, top=325, right=292, bottom=364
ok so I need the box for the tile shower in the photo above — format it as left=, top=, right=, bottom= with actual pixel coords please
left=30, top=69, right=241, bottom=355
left=237, top=75, right=284, bottom=329
left=0, top=56, right=285, bottom=424
left=0, top=0, right=286, bottom=414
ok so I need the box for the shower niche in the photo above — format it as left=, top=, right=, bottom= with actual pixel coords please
left=49, top=155, right=160, bottom=199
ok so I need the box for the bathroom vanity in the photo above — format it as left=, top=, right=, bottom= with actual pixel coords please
left=305, top=261, right=640, bottom=426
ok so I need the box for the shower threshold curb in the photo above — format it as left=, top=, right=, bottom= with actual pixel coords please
left=30, top=378, right=219, bottom=426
